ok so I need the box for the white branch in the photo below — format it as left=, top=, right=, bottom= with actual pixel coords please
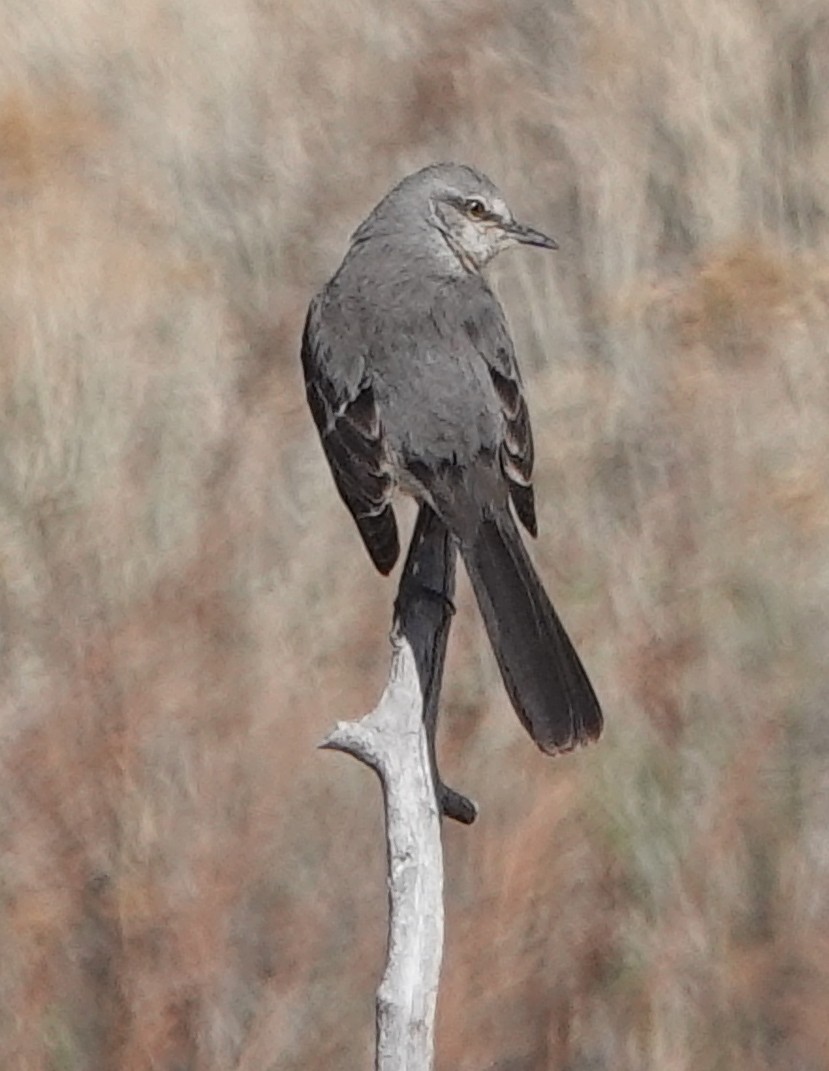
left=321, top=506, right=476, bottom=1071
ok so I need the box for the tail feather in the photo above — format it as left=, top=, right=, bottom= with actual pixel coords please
left=461, top=511, right=603, bottom=754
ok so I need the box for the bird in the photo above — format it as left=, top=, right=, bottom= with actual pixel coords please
left=300, top=162, right=602, bottom=754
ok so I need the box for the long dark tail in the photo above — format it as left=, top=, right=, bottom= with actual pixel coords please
left=460, top=510, right=603, bottom=754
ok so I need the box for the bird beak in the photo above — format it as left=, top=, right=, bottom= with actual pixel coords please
left=504, top=221, right=559, bottom=250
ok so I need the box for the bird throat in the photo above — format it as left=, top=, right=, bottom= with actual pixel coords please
left=439, top=229, right=480, bottom=274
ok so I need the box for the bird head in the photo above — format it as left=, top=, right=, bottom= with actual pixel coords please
left=427, top=166, right=558, bottom=271
left=351, top=163, right=557, bottom=273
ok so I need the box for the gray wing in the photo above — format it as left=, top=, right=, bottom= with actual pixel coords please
left=457, top=280, right=537, bottom=537
left=301, top=295, right=400, bottom=574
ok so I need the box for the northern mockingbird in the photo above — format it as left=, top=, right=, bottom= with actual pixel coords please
left=301, top=163, right=603, bottom=754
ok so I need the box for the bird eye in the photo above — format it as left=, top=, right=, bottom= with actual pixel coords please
left=465, top=198, right=487, bottom=219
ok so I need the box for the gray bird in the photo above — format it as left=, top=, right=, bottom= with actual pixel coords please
left=301, top=163, right=602, bottom=754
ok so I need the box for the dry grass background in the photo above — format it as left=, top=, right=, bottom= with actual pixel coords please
left=1, top=0, right=828, bottom=1067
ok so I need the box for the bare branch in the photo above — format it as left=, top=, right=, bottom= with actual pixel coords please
left=320, top=505, right=476, bottom=1071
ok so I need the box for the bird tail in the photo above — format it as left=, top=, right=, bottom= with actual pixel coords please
left=460, top=510, right=603, bottom=754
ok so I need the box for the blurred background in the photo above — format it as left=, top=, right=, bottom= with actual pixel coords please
left=2, top=0, right=828, bottom=1067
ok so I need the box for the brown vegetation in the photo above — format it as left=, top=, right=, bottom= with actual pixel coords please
left=1, top=0, right=828, bottom=1067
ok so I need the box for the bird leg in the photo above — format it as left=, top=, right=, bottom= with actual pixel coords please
left=396, top=505, right=477, bottom=825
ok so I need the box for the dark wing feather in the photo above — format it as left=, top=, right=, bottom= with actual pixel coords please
left=488, top=366, right=537, bottom=537
left=301, top=298, right=399, bottom=574
left=461, top=288, right=537, bottom=537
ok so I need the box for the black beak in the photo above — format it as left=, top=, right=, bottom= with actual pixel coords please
left=505, top=221, right=559, bottom=250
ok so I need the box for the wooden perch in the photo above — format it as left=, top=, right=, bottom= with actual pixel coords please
left=321, top=505, right=476, bottom=1071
